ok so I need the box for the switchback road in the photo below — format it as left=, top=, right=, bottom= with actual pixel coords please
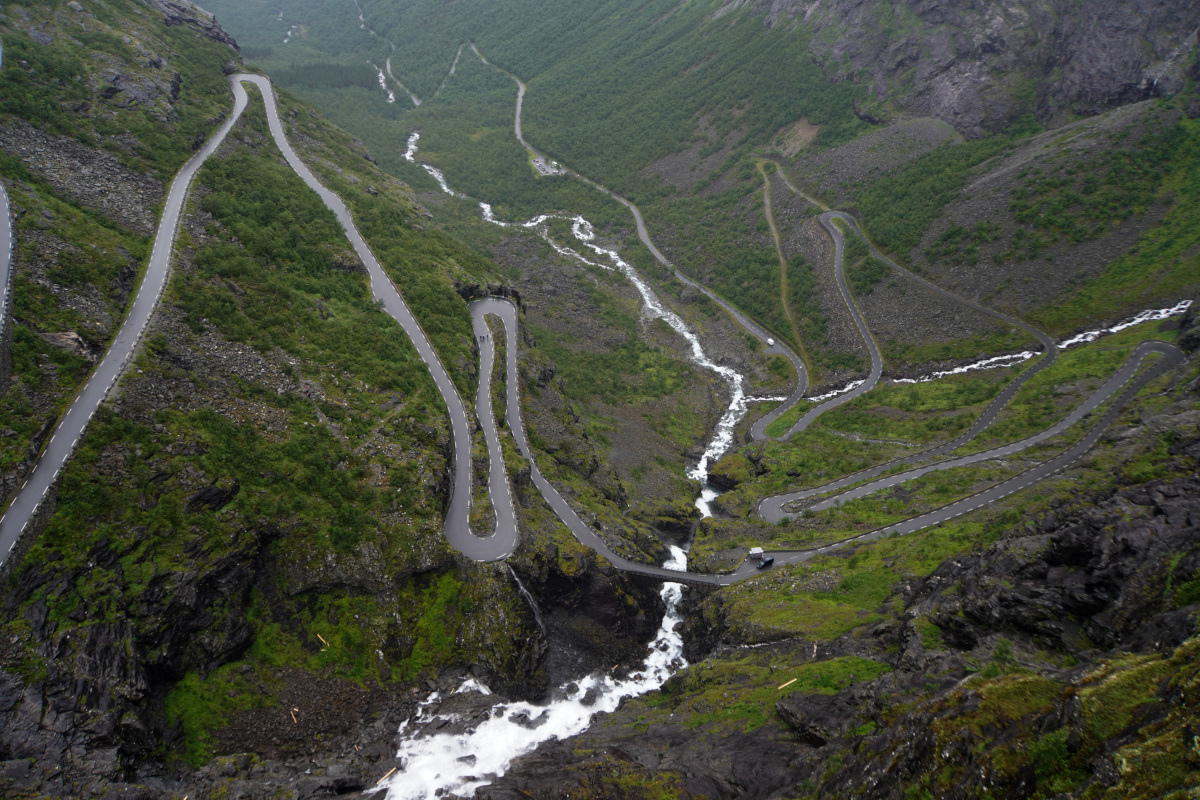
left=468, top=45, right=811, bottom=431
left=757, top=209, right=1065, bottom=520
left=0, top=75, right=517, bottom=566
left=777, top=212, right=885, bottom=437
left=760, top=340, right=1180, bottom=522
left=0, top=67, right=1188, bottom=589
left=234, top=75, right=515, bottom=562
left=760, top=339, right=1184, bottom=565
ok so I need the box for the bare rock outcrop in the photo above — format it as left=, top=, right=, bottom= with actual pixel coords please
left=748, top=0, right=1200, bottom=137
left=139, top=0, right=239, bottom=52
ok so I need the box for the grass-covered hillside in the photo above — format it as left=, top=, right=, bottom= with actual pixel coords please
left=2, top=0, right=1199, bottom=798
left=0, top=0, right=731, bottom=793
left=204, top=0, right=1200, bottom=390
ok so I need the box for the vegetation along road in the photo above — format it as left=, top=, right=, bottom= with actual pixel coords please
left=0, top=86, right=249, bottom=564
left=0, top=62, right=1187, bottom=591
left=451, top=44, right=1189, bottom=577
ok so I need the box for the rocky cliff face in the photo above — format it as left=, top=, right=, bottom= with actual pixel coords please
left=482, top=449, right=1200, bottom=799
left=140, top=0, right=240, bottom=52
left=750, top=0, right=1200, bottom=137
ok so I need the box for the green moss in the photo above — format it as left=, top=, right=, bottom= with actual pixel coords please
left=915, top=617, right=946, bottom=651
left=395, top=572, right=466, bottom=680
left=1080, top=654, right=1172, bottom=747
left=972, top=675, right=1063, bottom=731
left=164, top=664, right=276, bottom=766
left=648, top=653, right=890, bottom=733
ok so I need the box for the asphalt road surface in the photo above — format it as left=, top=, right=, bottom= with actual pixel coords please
left=757, top=209, right=1064, bottom=519
left=469, top=44, right=810, bottom=431
left=0, top=84, right=250, bottom=564
left=761, top=340, right=1185, bottom=566
left=778, top=212, right=885, bottom=437
left=0, top=181, right=12, bottom=338
left=234, top=75, right=515, bottom=561
left=760, top=340, right=1180, bottom=523
left=0, top=67, right=1188, bottom=591
left=470, top=297, right=775, bottom=586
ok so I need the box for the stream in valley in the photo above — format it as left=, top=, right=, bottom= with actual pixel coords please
left=379, top=548, right=688, bottom=800
left=380, top=47, right=1198, bottom=797
left=402, top=132, right=757, bottom=518
left=383, top=129, right=751, bottom=799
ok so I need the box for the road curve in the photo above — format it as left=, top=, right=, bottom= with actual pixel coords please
left=0, top=85, right=250, bottom=565
left=233, top=75, right=515, bottom=562
left=756, top=212, right=1065, bottom=516
left=467, top=44, right=810, bottom=430
left=760, top=340, right=1185, bottom=565
left=760, top=340, right=1178, bottom=522
left=0, top=74, right=519, bottom=566
left=469, top=297, right=775, bottom=586
left=778, top=212, right=885, bottom=437
left=778, top=212, right=1059, bottom=441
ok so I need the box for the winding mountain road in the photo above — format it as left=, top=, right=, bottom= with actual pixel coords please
left=756, top=210, right=1067, bottom=520
left=233, top=74, right=515, bottom=562
left=776, top=212, right=885, bottom=437
left=762, top=340, right=1184, bottom=564
left=469, top=298, right=735, bottom=585
left=760, top=340, right=1180, bottom=522
left=469, top=45, right=811, bottom=429
left=0, top=74, right=518, bottom=566
left=0, top=65, right=1188, bottom=589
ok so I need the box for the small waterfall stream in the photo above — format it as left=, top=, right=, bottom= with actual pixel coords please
left=507, top=565, right=545, bottom=633
left=379, top=548, right=688, bottom=800
left=379, top=134, right=745, bottom=799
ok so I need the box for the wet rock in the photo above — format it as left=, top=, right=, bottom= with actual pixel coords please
left=508, top=709, right=549, bottom=729
left=910, top=474, right=1200, bottom=652
left=454, top=280, right=523, bottom=310
left=1177, top=296, right=1200, bottom=353
left=776, top=686, right=864, bottom=746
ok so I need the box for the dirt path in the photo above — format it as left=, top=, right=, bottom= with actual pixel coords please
left=756, top=161, right=808, bottom=372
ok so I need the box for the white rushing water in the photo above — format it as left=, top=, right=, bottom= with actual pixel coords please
left=404, top=133, right=752, bottom=496
left=373, top=65, right=396, bottom=103
left=891, top=299, right=1194, bottom=385
left=382, top=135, right=743, bottom=798
left=380, top=547, right=688, bottom=799
left=892, top=352, right=1037, bottom=385
left=1059, top=299, right=1192, bottom=349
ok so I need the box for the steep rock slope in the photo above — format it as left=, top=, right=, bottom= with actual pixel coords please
left=483, top=346, right=1200, bottom=799
left=771, top=0, right=1200, bottom=137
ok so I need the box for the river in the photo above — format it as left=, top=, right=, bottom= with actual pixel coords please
left=378, top=130, right=751, bottom=798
